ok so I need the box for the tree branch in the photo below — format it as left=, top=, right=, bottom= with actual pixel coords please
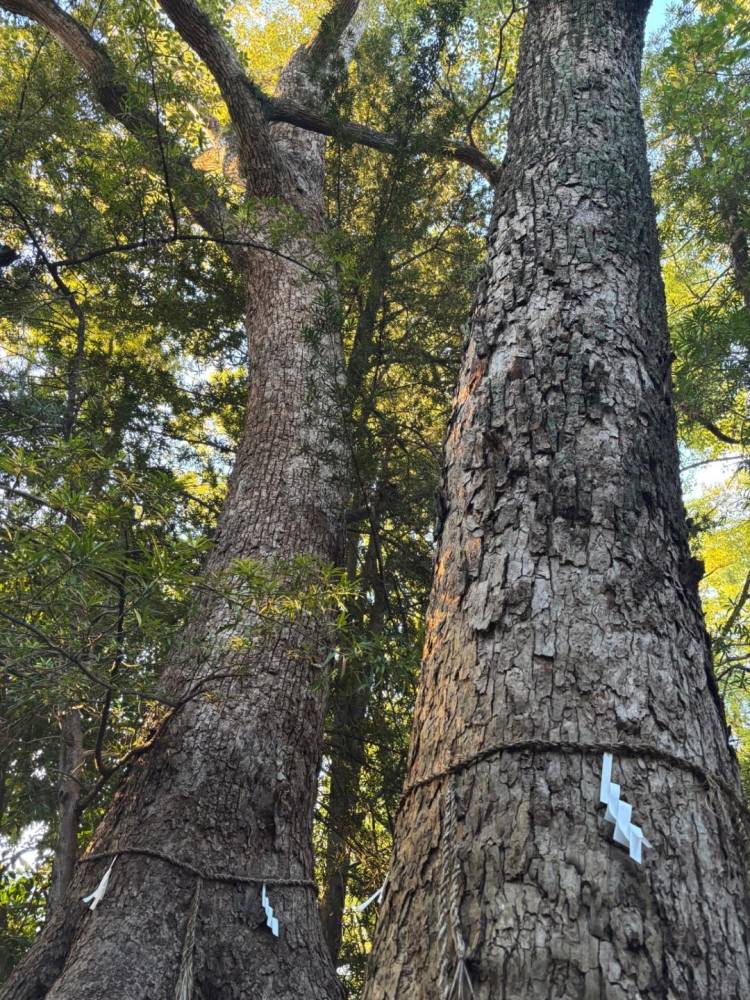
left=1, top=0, right=232, bottom=241
left=305, top=0, right=363, bottom=70
left=0, top=607, right=181, bottom=707
left=720, top=570, right=750, bottom=638
left=677, top=401, right=745, bottom=446
left=77, top=667, right=246, bottom=810
left=694, top=416, right=743, bottom=446
left=156, top=0, right=285, bottom=192
left=2, top=0, right=501, bottom=225
left=263, top=96, right=500, bottom=182
left=49, top=231, right=327, bottom=277
left=156, top=0, right=499, bottom=182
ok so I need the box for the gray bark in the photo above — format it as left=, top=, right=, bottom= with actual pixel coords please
left=364, top=2, right=750, bottom=998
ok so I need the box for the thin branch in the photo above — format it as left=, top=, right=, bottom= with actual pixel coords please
left=681, top=454, right=746, bottom=472
left=465, top=1, right=518, bottom=148
left=678, top=404, right=745, bottom=446
left=264, top=97, right=500, bottom=183
left=135, top=0, right=179, bottom=235
left=0, top=607, right=180, bottom=707
left=0, top=484, right=72, bottom=518
left=49, top=231, right=325, bottom=277
left=77, top=666, right=245, bottom=809
left=720, top=570, right=750, bottom=638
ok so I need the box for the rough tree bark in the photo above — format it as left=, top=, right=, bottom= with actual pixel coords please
left=0, top=2, right=367, bottom=998
left=363, top=2, right=750, bottom=998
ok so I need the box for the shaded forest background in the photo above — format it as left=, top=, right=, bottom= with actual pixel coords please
left=0, top=0, right=748, bottom=994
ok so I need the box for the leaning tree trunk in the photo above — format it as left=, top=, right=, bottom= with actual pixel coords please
left=363, top=2, right=750, bottom=998
left=1, top=54, right=348, bottom=1000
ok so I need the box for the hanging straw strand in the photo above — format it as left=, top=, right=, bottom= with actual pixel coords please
left=438, top=782, right=453, bottom=998
left=174, top=877, right=202, bottom=1000
left=441, top=780, right=475, bottom=1000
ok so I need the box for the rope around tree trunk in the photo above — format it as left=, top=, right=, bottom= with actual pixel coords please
left=79, top=845, right=317, bottom=890
left=397, top=736, right=750, bottom=828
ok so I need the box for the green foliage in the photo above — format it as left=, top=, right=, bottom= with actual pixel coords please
left=644, top=0, right=750, bottom=448
left=0, top=865, right=47, bottom=982
left=0, top=1, right=247, bottom=960
left=645, top=1, right=750, bottom=789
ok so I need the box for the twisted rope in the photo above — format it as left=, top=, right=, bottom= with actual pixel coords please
left=79, top=846, right=317, bottom=890
left=438, top=797, right=452, bottom=998
left=174, top=877, right=201, bottom=1000
left=424, top=737, right=749, bottom=998
left=398, top=737, right=750, bottom=828
left=440, top=780, right=475, bottom=1000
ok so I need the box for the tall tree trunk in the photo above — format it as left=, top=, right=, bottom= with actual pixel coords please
left=0, top=29, right=355, bottom=1000
left=48, top=710, right=83, bottom=914
left=364, top=2, right=750, bottom=998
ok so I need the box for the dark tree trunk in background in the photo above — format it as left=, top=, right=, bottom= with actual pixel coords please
left=0, top=3, right=366, bottom=998
left=48, top=710, right=83, bottom=914
left=364, top=2, right=750, bottom=998
left=724, top=201, right=750, bottom=312
left=321, top=535, right=387, bottom=962
left=321, top=678, right=369, bottom=962
left=321, top=241, right=391, bottom=960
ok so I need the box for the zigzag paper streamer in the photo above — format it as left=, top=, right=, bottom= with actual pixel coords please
left=355, top=878, right=386, bottom=913
left=82, top=855, right=117, bottom=910
left=261, top=883, right=279, bottom=937
left=599, top=753, right=652, bottom=863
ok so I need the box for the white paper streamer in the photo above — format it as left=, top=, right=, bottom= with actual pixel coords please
left=599, top=753, right=652, bottom=863
left=261, top=883, right=279, bottom=937
left=82, top=855, right=117, bottom=910
left=355, top=878, right=386, bottom=913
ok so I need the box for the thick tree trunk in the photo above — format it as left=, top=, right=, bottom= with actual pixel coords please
left=48, top=710, right=83, bottom=914
left=1, top=65, right=348, bottom=1000
left=364, top=2, right=750, bottom=998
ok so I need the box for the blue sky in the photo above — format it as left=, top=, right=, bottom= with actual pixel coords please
left=646, top=0, right=670, bottom=35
